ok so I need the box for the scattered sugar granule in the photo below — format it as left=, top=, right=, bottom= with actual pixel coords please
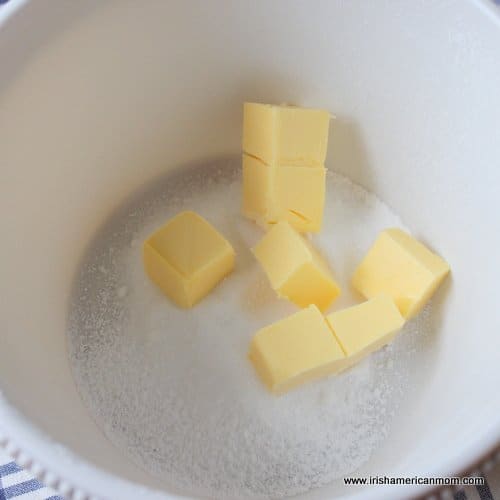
left=68, top=157, right=435, bottom=499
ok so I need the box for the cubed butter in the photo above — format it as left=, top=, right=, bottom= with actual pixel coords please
left=326, top=294, right=405, bottom=369
left=242, top=154, right=273, bottom=223
left=352, top=228, right=450, bottom=318
left=242, top=102, right=330, bottom=232
left=249, top=305, right=346, bottom=394
left=143, top=211, right=235, bottom=308
left=242, top=154, right=326, bottom=232
left=274, top=163, right=326, bottom=232
left=243, top=102, right=330, bottom=167
left=252, top=221, right=341, bottom=311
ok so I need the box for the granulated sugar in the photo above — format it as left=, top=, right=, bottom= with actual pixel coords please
left=68, top=158, right=433, bottom=499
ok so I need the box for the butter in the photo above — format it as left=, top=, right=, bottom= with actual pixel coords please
left=252, top=221, right=341, bottom=311
left=243, top=102, right=330, bottom=167
left=242, top=102, right=330, bottom=232
left=326, top=294, right=405, bottom=369
left=249, top=305, right=346, bottom=394
left=242, top=154, right=273, bottom=224
left=352, top=228, right=450, bottom=318
left=242, top=154, right=326, bottom=232
left=274, top=163, right=326, bottom=232
left=143, top=211, right=235, bottom=308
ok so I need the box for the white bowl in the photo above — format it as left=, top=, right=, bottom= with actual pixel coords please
left=1, top=1, right=499, bottom=499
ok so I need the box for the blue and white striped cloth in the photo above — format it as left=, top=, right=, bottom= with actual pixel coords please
left=0, top=451, right=63, bottom=500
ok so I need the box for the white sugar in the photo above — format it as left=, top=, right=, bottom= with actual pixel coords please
left=68, top=158, right=433, bottom=499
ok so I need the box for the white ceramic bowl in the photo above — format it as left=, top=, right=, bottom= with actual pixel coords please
left=1, top=1, right=500, bottom=499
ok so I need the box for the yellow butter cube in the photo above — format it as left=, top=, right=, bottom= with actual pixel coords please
left=252, top=221, right=341, bottom=311
left=274, top=164, right=326, bottom=232
left=326, top=294, right=405, bottom=368
left=249, top=305, right=346, bottom=394
left=243, top=102, right=330, bottom=167
left=143, top=211, right=235, bottom=308
left=352, top=228, right=450, bottom=318
left=242, top=154, right=273, bottom=223
left=242, top=154, right=326, bottom=232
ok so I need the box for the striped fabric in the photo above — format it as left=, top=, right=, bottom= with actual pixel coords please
left=0, top=452, right=63, bottom=500
left=458, top=468, right=500, bottom=500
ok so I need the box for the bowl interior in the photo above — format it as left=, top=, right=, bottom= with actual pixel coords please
left=0, top=1, right=499, bottom=499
